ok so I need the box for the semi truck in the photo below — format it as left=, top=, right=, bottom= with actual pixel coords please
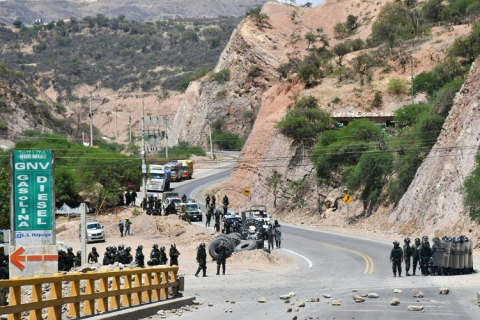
left=147, top=165, right=171, bottom=193
left=180, top=159, right=193, bottom=179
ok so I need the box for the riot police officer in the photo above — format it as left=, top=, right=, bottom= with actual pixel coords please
left=160, top=246, right=168, bottom=265
left=125, top=246, right=133, bottom=264
left=135, top=245, right=145, bottom=267
left=66, top=247, right=75, bottom=270
left=403, top=238, right=413, bottom=276
left=88, top=247, right=99, bottom=263
left=412, top=238, right=421, bottom=275
left=74, top=251, right=82, bottom=267
left=215, top=241, right=228, bottom=275
left=148, top=244, right=160, bottom=266
left=390, top=241, right=403, bottom=277
left=195, top=243, right=207, bottom=277
left=169, top=243, right=180, bottom=266
left=420, top=239, right=432, bottom=275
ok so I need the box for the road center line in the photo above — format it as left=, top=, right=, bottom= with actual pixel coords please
left=281, top=248, right=313, bottom=268
left=320, top=242, right=374, bottom=274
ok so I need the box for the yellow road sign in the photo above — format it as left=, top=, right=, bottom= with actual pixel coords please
left=242, top=187, right=251, bottom=197
left=342, top=194, right=353, bottom=205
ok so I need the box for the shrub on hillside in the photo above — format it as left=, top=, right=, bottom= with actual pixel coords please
left=387, top=78, right=410, bottom=95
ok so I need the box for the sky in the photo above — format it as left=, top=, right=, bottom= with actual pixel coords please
left=292, top=0, right=324, bottom=7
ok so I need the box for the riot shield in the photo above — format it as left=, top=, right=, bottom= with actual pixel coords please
left=450, top=241, right=460, bottom=270
left=467, top=241, right=473, bottom=272
left=433, top=241, right=444, bottom=268
left=443, top=240, right=452, bottom=270
left=459, top=241, right=466, bottom=269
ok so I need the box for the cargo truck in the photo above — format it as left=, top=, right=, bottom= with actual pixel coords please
left=147, top=165, right=171, bottom=193
left=180, top=159, right=193, bottom=179
left=164, top=161, right=183, bottom=182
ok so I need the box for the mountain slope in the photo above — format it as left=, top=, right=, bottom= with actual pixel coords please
left=0, top=0, right=268, bottom=25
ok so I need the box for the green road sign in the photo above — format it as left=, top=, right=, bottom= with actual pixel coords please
left=11, top=150, right=55, bottom=245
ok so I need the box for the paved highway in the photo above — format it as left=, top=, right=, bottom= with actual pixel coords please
left=143, top=168, right=480, bottom=319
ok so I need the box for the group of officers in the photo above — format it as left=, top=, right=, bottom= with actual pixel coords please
left=390, top=235, right=474, bottom=277
left=58, top=243, right=181, bottom=271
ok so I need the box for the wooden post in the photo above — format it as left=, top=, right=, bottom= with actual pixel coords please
left=122, top=270, right=132, bottom=307
left=152, top=270, right=161, bottom=301
left=84, top=274, right=95, bottom=315
left=68, top=272, right=81, bottom=318
left=160, top=270, right=167, bottom=300
left=132, top=273, right=142, bottom=305
left=97, top=271, right=109, bottom=312
left=8, top=277, right=21, bottom=320
left=110, top=271, right=121, bottom=310
left=29, top=276, right=42, bottom=320
left=47, top=275, right=62, bottom=320
left=142, top=271, right=152, bottom=303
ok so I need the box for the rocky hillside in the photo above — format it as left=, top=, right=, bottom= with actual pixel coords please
left=0, top=0, right=268, bottom=25
left=168, top=0, right=479, bottom=239
left=388, top=57, right=480, bottom=238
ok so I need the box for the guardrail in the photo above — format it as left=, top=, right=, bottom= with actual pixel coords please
left=0, top=266, right=179, bottom=320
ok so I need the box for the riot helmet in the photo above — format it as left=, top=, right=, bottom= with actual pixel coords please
left=404, top=237, right=410, bottom=244
left=76, top=251, right=81, bottom=256
left=92, top=247, right=97, bottom=251
left=160, top=246, right=166, bottom=251
left=153, top=244, right=158, bottom=249
left=393, top=241, right=400, bottom=247
left=137, top=245, right=143, bottom=250
left=414, top=238, right=420, bottom=244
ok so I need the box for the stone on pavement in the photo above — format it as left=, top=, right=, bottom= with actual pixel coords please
left=439, top=288, right=449, bottom=295
left=408, top=305, right=424, bottom=311
left=257, top=297, right=267, bottom=303
left=393, top=289, right=402, bottom=294
left=332, top=299, right=342, bottom=306
left=368, top=293, right=379, bottom=298
left=352, top=295, right=365, bottom=303
left=412, top=290, right=424, bottom=298
left=390, top=298, right=400, bottom=306
left=323, top=294, right=331, bottom=298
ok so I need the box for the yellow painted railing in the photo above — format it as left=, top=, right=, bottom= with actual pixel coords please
left=0, top=266, right=179, bottom=320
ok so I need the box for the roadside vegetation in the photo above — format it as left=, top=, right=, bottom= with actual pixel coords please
left=276, top=0, right=480, bottom=214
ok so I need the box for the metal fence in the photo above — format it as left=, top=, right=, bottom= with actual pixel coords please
left=0, top=266, right=179, bottom=320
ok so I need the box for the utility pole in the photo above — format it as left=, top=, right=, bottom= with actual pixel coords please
left=89, top=92, right=93, bottom=147
left=141, top=100, right=147, bottom=211
left=206, top=119, right=213, bottom=160
left=115, top=107, right=118, bottom=141
left=164, top=116, right=169, bottom=159
left=411, top=58, right=414, bottom=105
left=80, top=203, right=87, bottom=267
left=129, top=111, right=132, bottom=143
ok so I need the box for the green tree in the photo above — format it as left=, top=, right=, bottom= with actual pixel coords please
left=421, top=0, right=445, bottom=22
left=266, top=170, right=283, bottom=208
left=463, top=149, right=480, bottom=222
left=346, top=15, right=358, bottom=31
left=394, top=103, right=430, bottom=128
left=387, top=78, right=409, bottom=95
left=297, top=63, right=321, bottom=86
left=345, top=151, right=393, bottom=210
left=305, top=31, right=316, bottom=49
left=55, top=168, right=78, bottom=201
left=0, top=167, right=10, bottom=229
left=13, top=20, right=23, bottom=29
left=449, top=23, right=480, bottom=62
left=332, top=42, right=351, bottom=66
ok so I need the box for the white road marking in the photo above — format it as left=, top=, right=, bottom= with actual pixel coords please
left=283, top=223, right=391, bottom=246
left=281, top=248, right=313, bottom=268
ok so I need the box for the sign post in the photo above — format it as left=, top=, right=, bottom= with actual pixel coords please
left=342, top=193, right=353, bottom=219
left=10, top=150, right=57, bottom=277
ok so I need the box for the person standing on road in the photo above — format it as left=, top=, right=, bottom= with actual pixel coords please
left=66, top=247, right=75, bottom=270
left=412, top=238, right=421, bottom=276
left=419, top=239, right=432, bottom=276
left=195, top=243, right=207, bottom=277
left=274, top=222, right=282, bottom=249
left=135, top=245, right=145, bottom=267
left=222, top=194, right=229, bottom=215
left=160, top=246, right=168, bottom=265
left=131, top=190, right=137, bottom=206
left=206, top=195, right=211, bottom=207
left=148, top=244, right=160, bottom=266
left=206, top=207, right=212, bottom=227
left=118, top=219, right=124, bottom=237
left=74, top=251, right=82, bottom=267
left=215, top=241, right=228, bottom=275
left=169, top=243, right=180, bottom=266
left=403, top=238, right=413, bottom=276
left=124, top=219, right=131, bottom=236
left=182, top=194, right=187, bottom=203
left=267, top=225, right=275, bottom=250
left=125, top=190, right=131, bottom=206
left=390, top=241, right=403, bottom=277
left=88, top=247, right=99, bottom=263
left=211, top=195, right=216, bottom=206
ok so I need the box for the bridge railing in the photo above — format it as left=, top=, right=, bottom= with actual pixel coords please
left=0, top=266, right=179, bottom=320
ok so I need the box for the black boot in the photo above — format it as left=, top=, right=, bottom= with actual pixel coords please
left=216, top=266, right=220, bottom=275
left=393, top=271, right=396, bottom=277
left=279, top=241, right=281, bottom=248
left=223, top=265, right=225, bottom=275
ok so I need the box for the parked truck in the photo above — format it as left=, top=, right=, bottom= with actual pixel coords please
left=180, top=159, right=193, bottom=179
left=147, top=165, right=171, bottom=193
left=164, top=161, right=183, bottom=182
